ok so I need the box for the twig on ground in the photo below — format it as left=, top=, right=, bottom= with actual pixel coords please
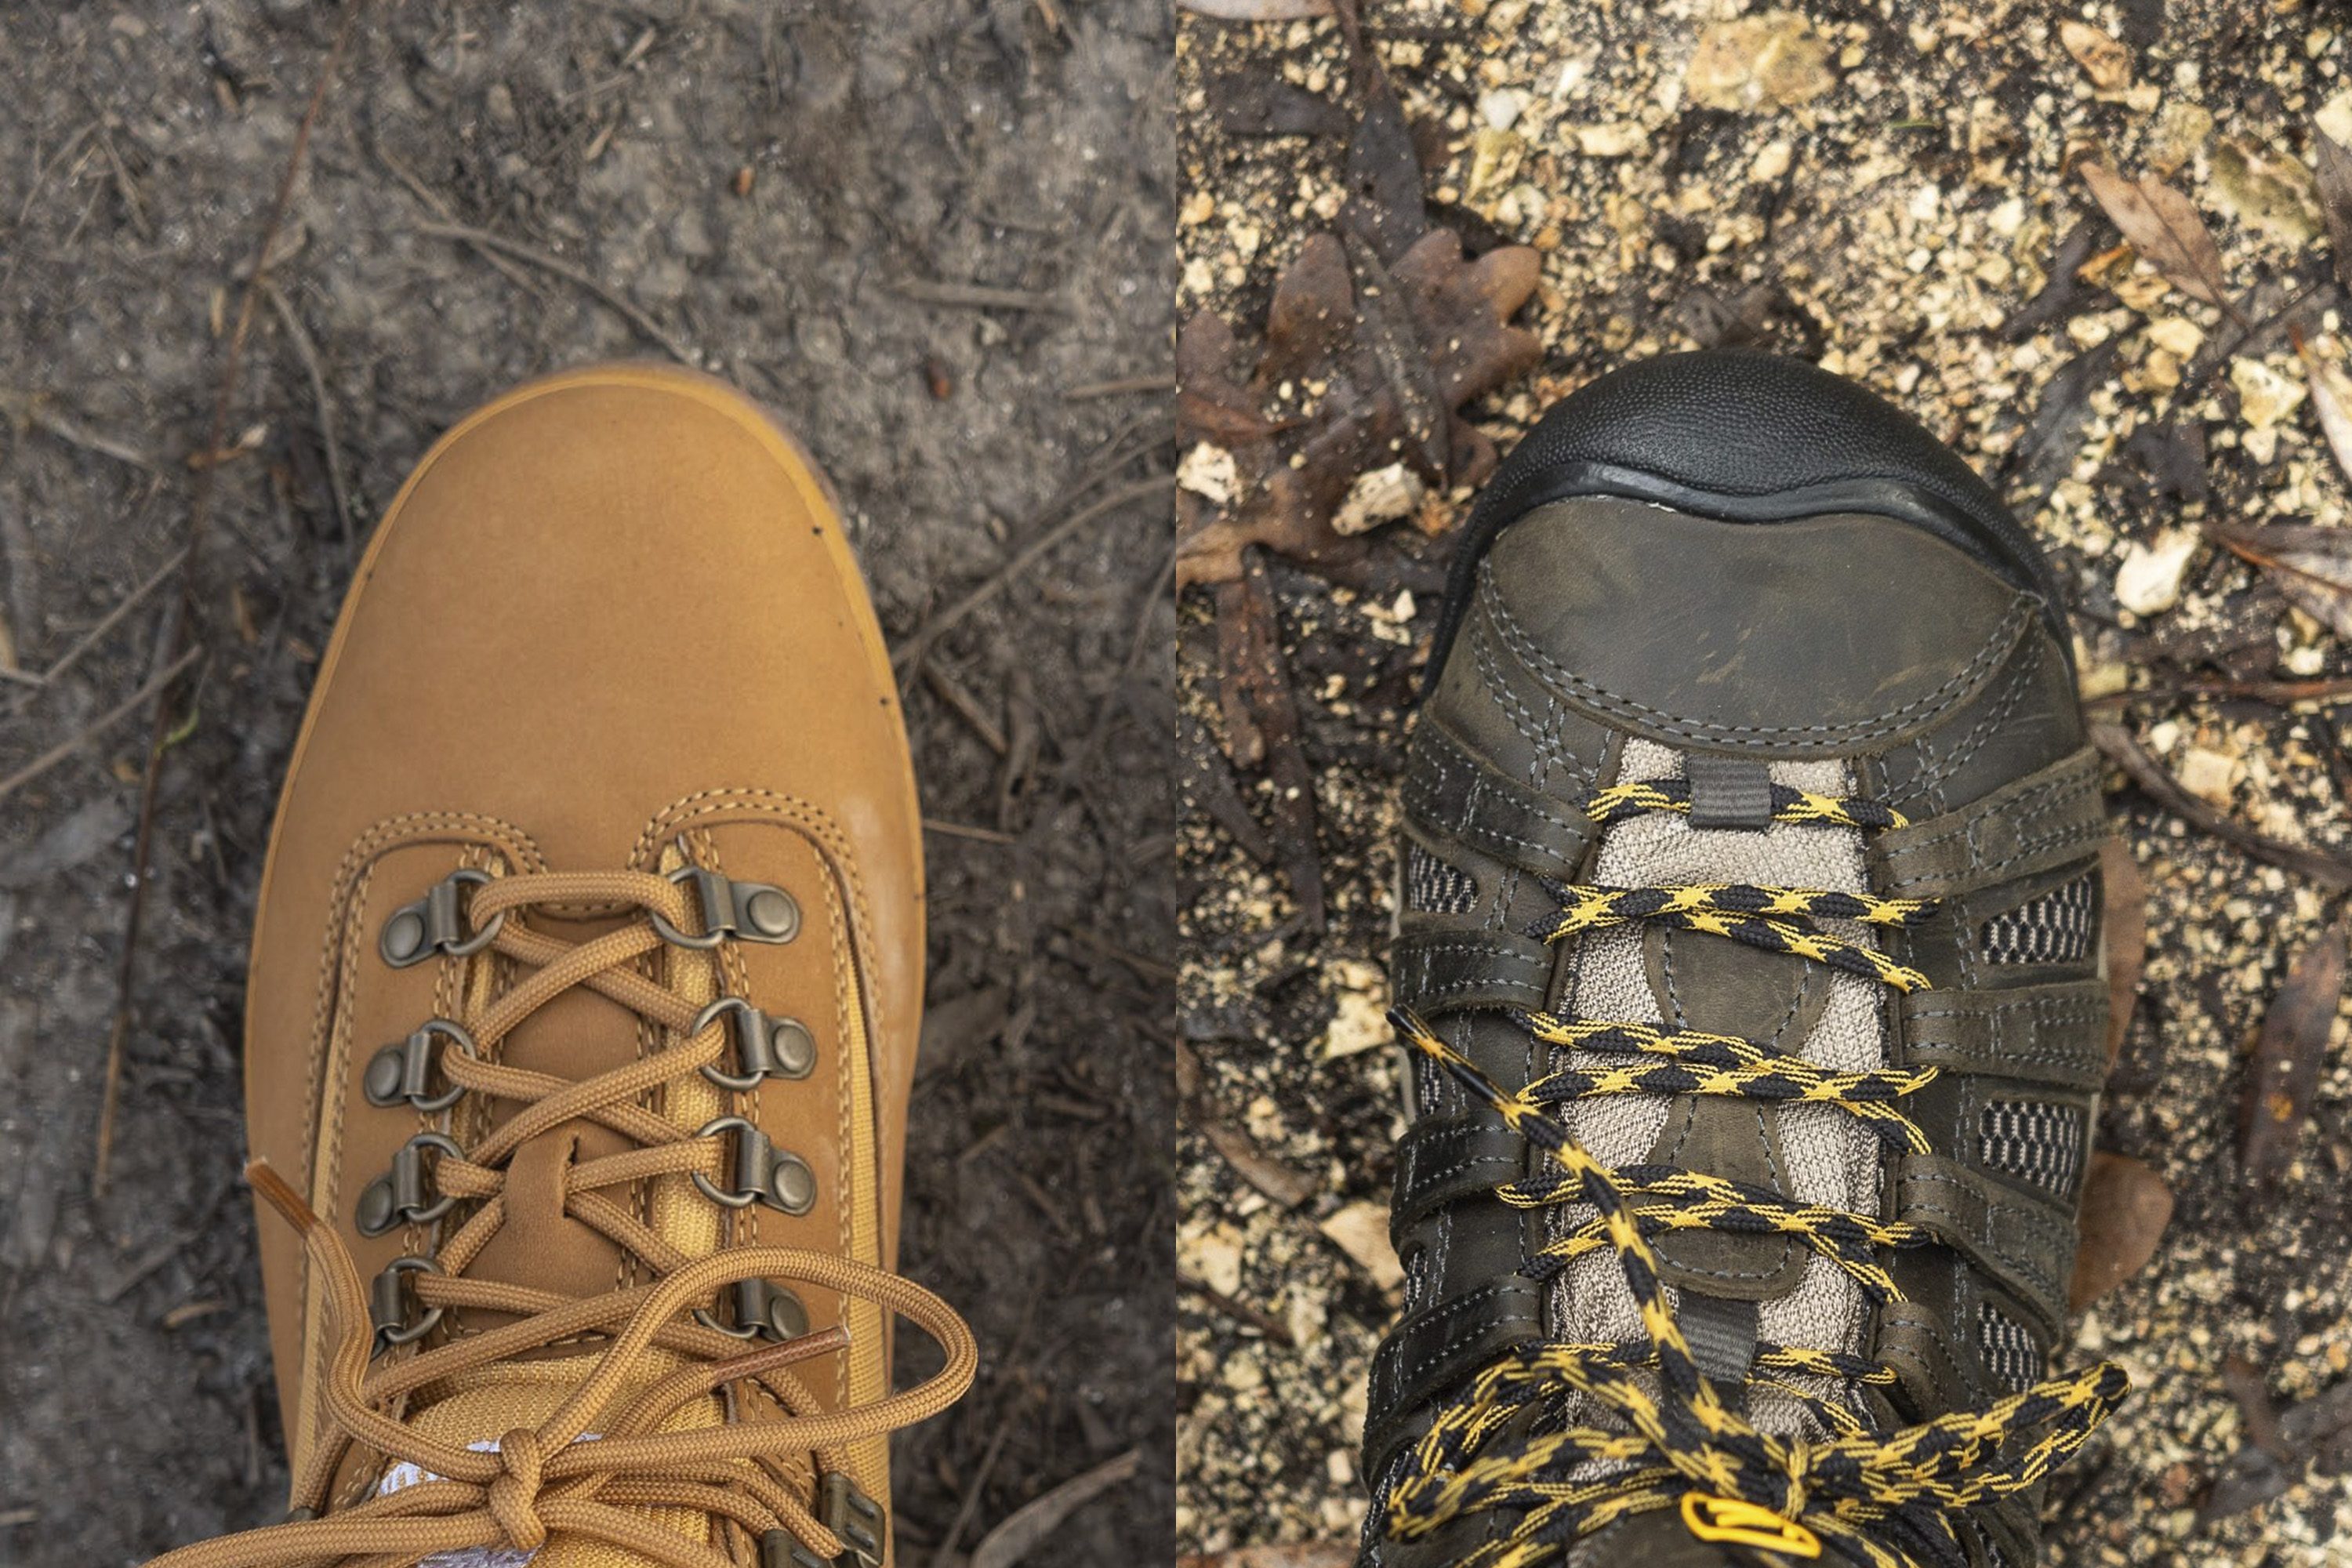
left=0, top=644, right=200, bottom=804
left=928, top=1402, right=1023, bottom=1568
left=0, top=388, right=158, bottom=471
left=923, top=661, right=1011, bottom=754
left=924, top=817, right=1018, bottom=845
left=892, top=474, right=1174, bottom=675
left=413, top=220, right=700, bottom=366
left=372, top=136, right=544, bottom=297
left=1065, top=372, right=1176, bottom=399
left=1178, top=1275, right=1295, bottom=1343
left=261, top=278, right=355, bottom=553
left=2091, top=721, right=2352, bottom=890
left=893, top=278, right=1065, bottom=312
left=2, top=545, right=191, bottom=702
left=94, top=0, right=368, bottom=1198
left=2085, top=674, right=2352, bottom=708
left=1074, top=539, right=1176, bottom=775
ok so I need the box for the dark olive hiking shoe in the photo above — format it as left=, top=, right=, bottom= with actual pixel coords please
left=1366, top=350, right=2127, bottom=1568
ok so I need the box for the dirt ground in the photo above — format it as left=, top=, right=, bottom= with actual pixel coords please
left=1177, top=2, right=2352, bottom=1565
left=0, top=3, right=1171, bottom=1564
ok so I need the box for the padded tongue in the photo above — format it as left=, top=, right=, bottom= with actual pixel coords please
left=381, top=1349, right=724, bottom=1568
left=1570, top=1512, right=1793, bottom=1566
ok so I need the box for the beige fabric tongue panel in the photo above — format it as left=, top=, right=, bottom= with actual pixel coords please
left=463, top=850, right=724, bottom=1310
left=1549, top=739, right=1884, bottom=1436
left=409, top=845, right=730, bottom=1565
left=387, top=1352, right=722, bottom=1568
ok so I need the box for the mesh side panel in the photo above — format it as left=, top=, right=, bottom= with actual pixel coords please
left=1978, top=1100, right=2085, bottom=1194
left=1406, top=844, right=1479, bottom=915
left=1979, top=1305, right=2042, bottom=1394
left=1981, top=874, right=2096, bottom=964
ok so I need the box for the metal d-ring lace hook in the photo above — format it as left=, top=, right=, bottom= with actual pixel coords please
left=354, top=1131, right=464, bottom=1237
left=692, top=996, right=818, bottom=1091
left=691, top=1275, right=812, bottom=1342
left=379, top=868, right=507, bottom=967
left=362, top=1018, right=479, bottom=1114
left=649, top=865, right=801, bottom=949
left=692, top=1115, right=818, bottom=1216
left=369, top=1254, right=445, bottom=1352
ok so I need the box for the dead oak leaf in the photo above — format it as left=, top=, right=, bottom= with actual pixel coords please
left=2211, top=521, right=2352, bottom=641
left=2311, top=120, right=2352, bottom=293
left=2078, top=162, right=2234, bottom=314
left=1176, top=228, right=1541, bottom=589
left=2238, top=920, right=2347, bottom=1192
left=2069, top=1149, right=2174, bottom=1311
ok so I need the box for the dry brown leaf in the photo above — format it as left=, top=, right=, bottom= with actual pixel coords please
left=1175, top=227, right=1541, bottom=588
left=2238, top=921, right=2347, bottom=1191
left=2298, top=332, right=2352, bottom=489
left=2069, top=1149, right=2175, bottom=1310
left=2211, top=522, right=2352, bottom=641
left=2313, top=122, right=2352, bottom=292
left=2078, top=162, right=2232, bottom=310
left=2099, top=838, right=2147, bottom=1070
left=969, top=1450, right=1142, bottom=1568
left=2060, top=20, right=2132, bottom=93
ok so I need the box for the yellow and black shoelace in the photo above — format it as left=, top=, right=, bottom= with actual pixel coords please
left=1381, top=782, right=2128, bottom=1568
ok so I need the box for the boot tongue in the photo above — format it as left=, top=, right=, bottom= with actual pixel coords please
left=400, top=849, right=737, bottom=1562
left=385, top=1349, right=723, bottom=1568
left=1573, top=1512, right=1791, bottom=1566
left=463, top=850, right=726, bottom=1335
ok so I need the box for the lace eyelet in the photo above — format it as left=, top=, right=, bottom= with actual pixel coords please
left=354, top=1131, right=464, bottom=1237
left=650, top=866, right=800, bottom=949
left=693, top=996, right=818, bottom=1090
left=368, top=1254, right=444, bottom=1352
left=692, top=1115, right=818, bottom=1215
left=692, top=1276, right=811, bottom=1341
left=379, top=868, right=506, bottom=967
left=363, top=1018, right=478, bottom=1112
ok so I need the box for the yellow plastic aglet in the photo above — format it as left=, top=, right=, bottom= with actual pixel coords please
left=1679, top=1493, right=1822, bottom=1558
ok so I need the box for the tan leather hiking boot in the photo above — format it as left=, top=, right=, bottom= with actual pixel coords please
left=151, top=364, right=974, bottom=1568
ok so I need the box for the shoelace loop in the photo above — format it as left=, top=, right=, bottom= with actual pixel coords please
left=1381, top=785, right=2127, bottom=1568
left=146, top=869, right=976, bottom=1568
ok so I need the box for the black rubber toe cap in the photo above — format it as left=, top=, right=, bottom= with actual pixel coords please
left=1426, top=350, right=2067, bottom=684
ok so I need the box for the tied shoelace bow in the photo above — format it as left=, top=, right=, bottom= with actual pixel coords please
left=149, top=869, right=977, bottom=1568
left=1381, top=782, right=2129, bottom=1568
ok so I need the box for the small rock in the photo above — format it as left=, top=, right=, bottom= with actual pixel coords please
left=2178, top=746, right=2243, bottom=806
left=1466, top=128, right=1525, bottom=201
left=2059, top=20, right=2133, bottom=93
left=1478, top=89, right=1526, bottom=132
left=2210, top=136, right=2324, bottom=245
left=1332, top=463, right=1425, bottom=536
left=1751, top=140, right=1794, bottom=182
left=1686, top=12, right=1836, bottom=113
left=2114, top=530, right=2200, bottom=615
left=1572, top=122, right=1643, bottom=158
left=1321, top=958, right=1391, bottom=1059
left=1318, top=1200, right=1404, bottom=1290
left=2233, top=358, right=2307, bottom=465
left=1178, top=442, right=1240, bottom=506
left=1182, top=1219, right=1247, bottom=1298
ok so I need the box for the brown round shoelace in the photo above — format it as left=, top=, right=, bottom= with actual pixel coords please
left=148, top=869, right=976, bottom=1568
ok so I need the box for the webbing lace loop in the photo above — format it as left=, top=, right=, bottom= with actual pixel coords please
left=1381, top=787, right=2126, bottom=1568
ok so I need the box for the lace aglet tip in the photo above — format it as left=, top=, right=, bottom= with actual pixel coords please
left=245, top=1159, right=324, bottom=1236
